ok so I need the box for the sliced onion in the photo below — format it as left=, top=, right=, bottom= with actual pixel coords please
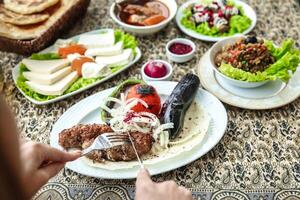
left=126, top=98, right=149, bottom=108
left=101, top=93, right=173, bottom=148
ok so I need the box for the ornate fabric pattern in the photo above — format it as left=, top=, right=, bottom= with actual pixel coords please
left=0, top=0, right=300, bottom=199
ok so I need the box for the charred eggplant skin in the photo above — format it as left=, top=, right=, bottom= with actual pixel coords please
left=160, top=73, right=200, bottom=139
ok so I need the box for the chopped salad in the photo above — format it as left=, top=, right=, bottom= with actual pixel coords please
left=215, top=36, right=300, bottom=82
left=181, top=0, right=252, bottom=37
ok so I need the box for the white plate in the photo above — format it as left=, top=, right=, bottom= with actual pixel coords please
left=12, top=29, right=142, bottom=105
left=50, top=81, right=227, bottom=179
left=198, top=51, right=300, bottom=109
left=175, top=0, right=257, bottom=42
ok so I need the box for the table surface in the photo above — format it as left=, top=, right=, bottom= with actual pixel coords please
left=1, top=0, right=300, bottom=199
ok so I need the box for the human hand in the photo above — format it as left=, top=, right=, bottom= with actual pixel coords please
left=135, top=168, right=193, bottom=200
left=20, top=141, right=81, bottom=199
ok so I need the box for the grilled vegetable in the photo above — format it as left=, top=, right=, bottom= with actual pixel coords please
left=126, top=84, right=161, bottom=116
left=101, top=79, right=144, bottom=123
left=160, top=73, right=200, bottom=139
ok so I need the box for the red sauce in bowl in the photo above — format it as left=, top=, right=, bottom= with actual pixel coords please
left=169, top=42, right=193, bottom=55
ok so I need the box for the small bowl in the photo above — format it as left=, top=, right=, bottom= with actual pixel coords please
left=141, top=60, right=173, bottom=81
left=166, top=38, right=196, bottom=63
left=110, top=0, right=177, bottom=36
left=209, top=36, right=270, bottom=88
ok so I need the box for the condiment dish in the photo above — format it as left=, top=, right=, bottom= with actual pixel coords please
left=166, top=38, right=196, bottom=63
left=141, top=60, right=173, bottom=81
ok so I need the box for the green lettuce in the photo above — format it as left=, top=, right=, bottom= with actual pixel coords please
left=219, top=63, right=270, bottom=82
left=181, top=1, right=252, bottom=37
left=219, top=39, right=300, bottom=82
left=30, top=53, right=60, bottom=60
left=17, top=30, right=138, bottom=101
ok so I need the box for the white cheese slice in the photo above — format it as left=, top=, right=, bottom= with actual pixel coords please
left=26, top=71, right=78, bottom=96
left=84, top=41, right=123, bottom=57
left=95, top=49, right=133, bottom=66
left=81, top=62, right=112, bottom=79
left=78, top=30, right=115, bottom=48
left=22, top=58, right=70, bottom=74
left=23, top=67, right=72, bottom=85
left=66, top=53, right=82, bottom=62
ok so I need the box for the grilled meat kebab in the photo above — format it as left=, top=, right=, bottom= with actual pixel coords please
left=59, top=124, right=153, bottom=162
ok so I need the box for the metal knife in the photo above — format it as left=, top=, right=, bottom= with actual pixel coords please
left=127, top=132, right=144, bottom=168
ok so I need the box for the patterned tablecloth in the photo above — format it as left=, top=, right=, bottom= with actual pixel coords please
left=1, top=0, right=300, bottom=199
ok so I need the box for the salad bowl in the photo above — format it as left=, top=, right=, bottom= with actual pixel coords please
left=209, top=36, right=270, bottom=88
left=209, top=35, right=300, bottom=88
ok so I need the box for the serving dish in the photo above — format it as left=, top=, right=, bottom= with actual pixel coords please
left=110, top=0, right=177, bottom=35
left=209, top=35, right=300, bottom=88
left=175, top=0, right=256, bottom=42
left=209, top=36, right=270, bottom=88
left=12, top=29, right=142, bottom=105
left=50, top=81, right=227, bottom=179
left=198, top=51, right=300, bottom=109
left=141, top=60, right=173, bottom=81
left=166, top=38, right=196, bottom=63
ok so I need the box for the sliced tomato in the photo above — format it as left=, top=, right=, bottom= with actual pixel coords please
left=58, top=44, right=87, bottom=58
left=71, top=56, right=94, bottom=76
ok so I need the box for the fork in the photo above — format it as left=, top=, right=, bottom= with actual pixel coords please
left=81, top=133, right=129, bottom=156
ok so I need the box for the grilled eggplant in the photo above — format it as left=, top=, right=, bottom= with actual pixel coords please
left=160, top=73, right=200, bottom=139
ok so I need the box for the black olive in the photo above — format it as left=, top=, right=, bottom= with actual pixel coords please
left=245, top=36, right=258, bottom=44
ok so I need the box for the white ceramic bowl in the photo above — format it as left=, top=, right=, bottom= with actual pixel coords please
left=110, top=0, right=177, bottom=35
left=141, top=60, right=173, bottom=81
left=166, top=38, right=196, bottom=63
left=209, top=36, right=270, bottom=88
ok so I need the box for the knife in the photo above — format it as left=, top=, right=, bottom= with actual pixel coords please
left=127, top=132, right=144, bottom=168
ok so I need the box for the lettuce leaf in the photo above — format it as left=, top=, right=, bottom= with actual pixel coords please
left=219, top=63, right=270, bottom=82
left=218, top=39, right=300, bottom=82
left=30, top=53, right=60, bottom=60
left=265, top=39, right=300, bottom=60
left=64, top=77, right=104, bottom=94
left=17, top=30, right=138, bottom=101
left=114, top=29, right=138, bottom=56
left=181, top=2, right=252, bottom=37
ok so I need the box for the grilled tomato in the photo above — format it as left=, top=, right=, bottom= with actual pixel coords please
left=58, top=44, right=87, bottom=58
left=126, top=84, right=161, bottom=116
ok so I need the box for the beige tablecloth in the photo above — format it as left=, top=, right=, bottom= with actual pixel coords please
left=1, top=0, right=300, bottom=199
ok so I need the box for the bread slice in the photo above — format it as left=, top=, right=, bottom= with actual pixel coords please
left=0, top=0, right=90, bottom=55
left=0, top=5, right=49, bottom=25
left=4, top=0, right=59, bottom=15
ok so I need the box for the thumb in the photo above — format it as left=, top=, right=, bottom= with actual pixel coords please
left=136, top=168, right=152, bottom=186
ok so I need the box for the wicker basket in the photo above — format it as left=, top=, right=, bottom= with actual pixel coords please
left=0, top=0, right=90, bottom=55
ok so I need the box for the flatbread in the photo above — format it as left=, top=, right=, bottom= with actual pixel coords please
left=3, top=0, right=59, bottom=14
left=0, top=5, right=49, bottom=25
left=0, top=0, right=76, bottom=40
left=82, top=101, right=211, bottom=170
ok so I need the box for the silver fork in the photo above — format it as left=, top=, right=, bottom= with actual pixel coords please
left=81, top=133, right=129, bottom=156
